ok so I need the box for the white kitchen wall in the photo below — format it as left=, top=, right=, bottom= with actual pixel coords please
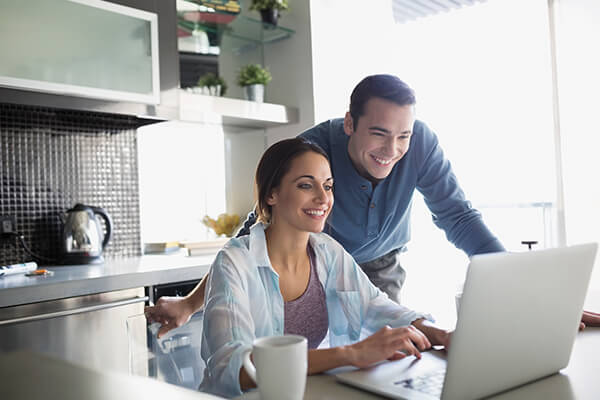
left=137, top=121, right=227, bottom=243
left=224, top=127, right=265, bottom=217
left=217, top=0, right=317, bottom=217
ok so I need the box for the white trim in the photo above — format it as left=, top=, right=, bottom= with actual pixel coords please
left=0, top=76, right=157, bottom=105
left=547, top=0, right=567, bottom=246
left=68, top=0, right=156, bottom=21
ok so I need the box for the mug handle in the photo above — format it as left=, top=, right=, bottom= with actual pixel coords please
left=242, top=349, right=257, bottom=383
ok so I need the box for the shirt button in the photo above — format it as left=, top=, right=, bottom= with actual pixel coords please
left=370, top=203, right=376, bottom=208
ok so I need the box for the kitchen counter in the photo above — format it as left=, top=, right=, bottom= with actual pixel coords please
left=0, top=253, right=215, bottom=308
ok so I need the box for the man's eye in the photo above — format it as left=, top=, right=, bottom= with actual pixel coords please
left=371, top=132, right=384, bottom=137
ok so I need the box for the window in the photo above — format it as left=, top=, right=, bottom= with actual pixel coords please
left=390, top=0, right=557, bottom=324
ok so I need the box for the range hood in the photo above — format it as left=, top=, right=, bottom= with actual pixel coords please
left=0, top=0, right=180, bottom=122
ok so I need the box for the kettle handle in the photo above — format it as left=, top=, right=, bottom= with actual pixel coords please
left=90, top=206, right=113, bottom=250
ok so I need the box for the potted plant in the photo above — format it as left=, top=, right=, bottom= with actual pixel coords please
left=194, top=73, right=227, bottom=97
left=249, top=0, right=289, bottom=27
left=237, top=64, right=272, bottom=103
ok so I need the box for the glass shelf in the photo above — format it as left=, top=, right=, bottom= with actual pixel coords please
left=177, top=14, right=294, bottom=54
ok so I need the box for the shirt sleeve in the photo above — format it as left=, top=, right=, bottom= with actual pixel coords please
left=414, top=121, right=505, bottom=256
left=199, top=249, right=255, bottom=398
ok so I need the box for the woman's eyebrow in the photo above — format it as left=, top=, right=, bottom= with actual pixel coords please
left=293, top=175, right=334, bottom=182
left=293, top=175, right=315, bottom=182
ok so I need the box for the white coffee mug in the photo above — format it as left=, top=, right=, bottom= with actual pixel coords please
left=242, top=335, right=307, bottom=400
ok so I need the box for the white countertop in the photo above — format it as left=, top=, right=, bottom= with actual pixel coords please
left=0, top=253, right=215, bottom=308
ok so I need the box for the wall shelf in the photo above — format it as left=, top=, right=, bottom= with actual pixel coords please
left=178, top=90, right=299, bottom=128
left=177, top=0, right=294, bottom=54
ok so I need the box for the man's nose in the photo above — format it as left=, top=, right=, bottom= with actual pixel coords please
left=383, top=137, right=398, bottom=157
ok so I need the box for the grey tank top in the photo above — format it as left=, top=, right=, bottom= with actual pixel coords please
left=284, top=245, right=329, bottom=349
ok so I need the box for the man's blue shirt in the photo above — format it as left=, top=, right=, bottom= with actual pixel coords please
left=300, top=118, right=504, bottom=264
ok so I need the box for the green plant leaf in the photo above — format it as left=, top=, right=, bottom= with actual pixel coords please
left=236, top=64, right=272, bottom=86
left=249, top=0, right=289, bottom=11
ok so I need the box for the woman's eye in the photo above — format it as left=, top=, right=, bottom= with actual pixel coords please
left=298, top=183, right=312, bottom=189
left=324, top=184, right=333, bottom=191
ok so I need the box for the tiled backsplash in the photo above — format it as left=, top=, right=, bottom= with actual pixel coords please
left=0, top=103, right=142, bottom=265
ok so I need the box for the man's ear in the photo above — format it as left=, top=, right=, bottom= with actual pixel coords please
left=343, top=112, right=354, bottom=137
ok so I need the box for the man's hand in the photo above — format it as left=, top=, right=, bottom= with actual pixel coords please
left=411, top=318, right=452, bottom=349
left=144, top=296, right=195, bottom=338
left=346, top=325, right=431, bottom=369
left=580, top=310, right=600, bottom=331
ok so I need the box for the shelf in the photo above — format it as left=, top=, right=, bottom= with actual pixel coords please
left=178, top=90, right=299, bottom=128
left=177, top=1, right=294, bottom=54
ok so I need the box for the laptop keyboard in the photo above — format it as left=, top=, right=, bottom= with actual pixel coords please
left=394, top=369, right=445, bottom=397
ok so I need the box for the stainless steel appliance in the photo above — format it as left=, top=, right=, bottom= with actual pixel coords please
left=0, top=288, right=147, bottom=373
left=61, top=204, right=113, bottom=264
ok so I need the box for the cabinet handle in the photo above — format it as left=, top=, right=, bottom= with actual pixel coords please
left=0, top=296, right=149, bottom=326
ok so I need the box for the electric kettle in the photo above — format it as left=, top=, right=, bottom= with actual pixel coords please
left=61, top=203, right=113, bottom=264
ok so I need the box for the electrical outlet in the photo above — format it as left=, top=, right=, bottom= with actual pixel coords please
left=0, top=215, right=16, bottom=235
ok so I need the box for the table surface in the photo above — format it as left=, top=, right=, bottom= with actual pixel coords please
left=1, top=327, right=597, bottom=400
left=235, top=326, right=599, bottom=400
left=0, top=351, right=224, bottom=400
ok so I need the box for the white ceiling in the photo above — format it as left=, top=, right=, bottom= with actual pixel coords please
left=392, top=0, right=489, bottom=23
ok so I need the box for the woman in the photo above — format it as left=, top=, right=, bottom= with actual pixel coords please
left=184, top=138, right=450, bottom=397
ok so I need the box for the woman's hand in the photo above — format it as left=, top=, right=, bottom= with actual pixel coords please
left=144, top=296, right=195, bottom=338
left=345, top=325, right=431, bottom=369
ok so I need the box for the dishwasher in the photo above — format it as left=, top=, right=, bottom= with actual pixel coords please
left=129, top=279, right=205, bottom=390
left=0, top=287, right=147, bottom=374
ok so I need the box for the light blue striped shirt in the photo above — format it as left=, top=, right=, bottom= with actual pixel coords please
left=199, top=223, right=432, bottom=398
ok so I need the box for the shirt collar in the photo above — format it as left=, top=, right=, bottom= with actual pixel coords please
left=249, top=222, right=328, bottom=272
left=249, top=222, right=271, bottom=267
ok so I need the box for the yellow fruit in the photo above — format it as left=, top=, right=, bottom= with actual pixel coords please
left=203, top=213, right=241, bottom=237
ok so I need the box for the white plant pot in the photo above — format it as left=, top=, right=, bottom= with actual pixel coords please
left=188, top=85, right=222, bottom=96
left=244, top=84, right=264, bottom=103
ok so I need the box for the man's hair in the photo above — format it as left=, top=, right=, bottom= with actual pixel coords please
left=349, top=74, right=416, bottom=127
left=255, top=137, right=330, bottom=224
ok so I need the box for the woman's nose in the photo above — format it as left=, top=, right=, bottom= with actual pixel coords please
left=315, top=187, right=328, bottom=203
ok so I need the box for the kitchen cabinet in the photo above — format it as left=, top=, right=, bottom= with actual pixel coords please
left=0, top=288, right=147, bottom=373
left=0, top=256, right=211, bottom=374
left=0, top=0, right=179, bottom=120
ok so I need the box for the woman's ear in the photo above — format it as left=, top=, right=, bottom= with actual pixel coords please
left=266, top=189, right=278, bottom=206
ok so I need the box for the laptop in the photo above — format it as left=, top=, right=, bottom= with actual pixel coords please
left=336, top=243, right=598, bottom=400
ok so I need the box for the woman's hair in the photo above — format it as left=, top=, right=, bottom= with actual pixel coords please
left=255, top=137, right=329, bottom=224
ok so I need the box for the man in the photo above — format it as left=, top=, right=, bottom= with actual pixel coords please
left=146, top=74, right=599, bottom=336
left=296, top=74, right=503, bottom=302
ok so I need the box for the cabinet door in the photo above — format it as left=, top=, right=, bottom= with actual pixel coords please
left=0, top=288, right=147, bottom=373
left=0, top=0, right=159, bottom=104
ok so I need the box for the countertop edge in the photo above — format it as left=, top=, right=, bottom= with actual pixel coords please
left=0, top=256, right=213, bottom=308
